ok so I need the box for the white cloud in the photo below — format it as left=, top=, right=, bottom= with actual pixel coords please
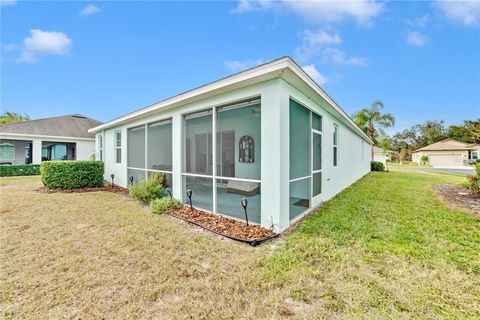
left=225, top=59, right=264, bottom=72
left=80, top=4, right=101, bottom=16
left=302, top=64, right=329, bottom=86
left=232, top=0, right=384, bottom=26
left=406, top=31, right=429, bottom=47
left=434, top=0, right=480, bottom=26
left=1, top=44, right=17, bottom=51
left=322, top=48, right=367, bottom=66
left=294, top=29, right=342, bottom=61
left=407, top=14, right=429, bottom=28
left=19, top=29, right=72, bottom=63
left=0, top=0, right=17, bottom=6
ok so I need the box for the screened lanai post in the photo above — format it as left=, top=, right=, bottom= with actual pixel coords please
left=259, top=80, right=290, bottom=232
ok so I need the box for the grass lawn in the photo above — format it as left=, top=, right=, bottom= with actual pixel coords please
left=1, top=172, right=479, bottom=319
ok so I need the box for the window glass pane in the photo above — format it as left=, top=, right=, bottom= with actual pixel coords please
left=216, top=179, right=261, bottom=224
left=333, top=146, right=338, bottom=166
left=333, top=126, right=338, bottom=145
left=116, top=132, right=122, bottom=147
left=184, top=110, right=212, bottom=175
left=216, top=103, right=261, bottom=180
left=148, top=120, right=172, bottom=171
left=313, top=172, right=321, bottom=197
left=183, top=175, right=213, bottom=211
left=99, top=135, right=103, bottom=148
left=116, top=148, right=122, bottom=163
left=313, top=133, right=321, bottom=171
left=0, top=142, right=14, bottom=160
left=289, top=178, right=310, bottom=220
left=290, top=99, right=310, bottom=179
left=52, top=144, right=67, bottom=160
left=127, top=126, right=145, bottom=168
left=312, top=113, right=322, bottom=131
left=127, top=169, right=146, bottom=185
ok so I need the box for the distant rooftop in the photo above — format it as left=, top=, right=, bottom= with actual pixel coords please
left=0, top=114, right=102, bottom=139
left=414, top=138, right=478, bottom=152
left=373, top=146, right=393, bottom=153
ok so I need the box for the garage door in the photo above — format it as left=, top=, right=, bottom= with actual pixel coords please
left=428, top=153, right=463, bottom=166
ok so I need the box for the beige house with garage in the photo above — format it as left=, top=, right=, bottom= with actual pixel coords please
left=412, top=139, right=479, bottom=166
left=372, top=146, right=392, bottom=164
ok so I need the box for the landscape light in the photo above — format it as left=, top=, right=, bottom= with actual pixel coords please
left=186, top=189, right=193, bottom=210
left=129, top=176, right=134, bottom=186
left=241, top=198, right=249, bottom=226
left=110, top=174, right=115, bottom=186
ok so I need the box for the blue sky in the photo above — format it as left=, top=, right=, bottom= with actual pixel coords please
left=1, top=0, right=479, bottom=134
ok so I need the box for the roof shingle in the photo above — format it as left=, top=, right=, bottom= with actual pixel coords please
left=0, top=114, right=102, bottom=139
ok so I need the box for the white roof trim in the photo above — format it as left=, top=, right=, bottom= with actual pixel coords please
left=89, top=56, right=372, bottom=144
left=0, top=132, right=95, bottom=141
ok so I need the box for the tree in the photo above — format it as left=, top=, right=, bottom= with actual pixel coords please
left=0, top=111, right=30, bottom=124
left=447, top=120, right=480, bottom=144
left=352, top=100, right=396, bottom=144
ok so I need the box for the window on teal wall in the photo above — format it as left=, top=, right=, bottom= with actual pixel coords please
left=333, top=125, right=338, bottom=166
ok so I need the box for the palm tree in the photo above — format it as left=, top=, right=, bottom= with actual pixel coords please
left=352, top=100, right=395, bottom=159
left=0, top=111, right=30, bottom=124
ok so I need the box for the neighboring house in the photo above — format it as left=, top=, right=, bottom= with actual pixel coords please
left=89, top=57, right=373, bottom=232
left=412, top=138, right=480, bottom=166
left=0, top=114, right=102, bottom=164
left=372, top=146, right=392, bottom=164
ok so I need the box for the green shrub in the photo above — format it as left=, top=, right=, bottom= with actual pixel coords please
left=41, top=160, right=104, bottom=189
left=421, top=155, right=429, bottom=164
left=476, top=163, right=480, bottom=178
left=0, top=164, right=40, bottom=177
left=466, top=175, right=480, bottom=193
left=129, top=172, right=165, bottom=203
left=371, top=161, right=384, bottom=172
left=151, top=197, right=182, bottom=214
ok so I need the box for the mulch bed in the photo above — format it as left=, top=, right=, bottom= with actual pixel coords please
left=434, top=184, right=480, bottom=217
left=36, top=184, right=129, bottom=195
left=168, top=206, right=274, bottom=241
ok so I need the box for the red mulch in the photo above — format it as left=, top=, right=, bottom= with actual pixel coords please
left=169, top=206, right=274, bottom=241
left=36, top=184, right=129, bottom=195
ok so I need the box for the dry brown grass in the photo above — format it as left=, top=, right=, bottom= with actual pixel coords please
left=1, top=174, right=479, bottom=319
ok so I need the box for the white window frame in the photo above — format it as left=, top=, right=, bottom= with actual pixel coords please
left=333, top=124, right=339, bottom=167
left=469, top=150, right=478, bottom=160
left=114, top=130, right=122, bottom=164
left=0, top=142, right=15, bottom=161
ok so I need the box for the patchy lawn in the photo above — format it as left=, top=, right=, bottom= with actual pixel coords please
left=1, top=172, right=479, bottom=319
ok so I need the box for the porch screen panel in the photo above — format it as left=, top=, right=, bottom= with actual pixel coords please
left=183, top=175, right=213, bottom=211
left=216, top=179, right=261, bottom=224
left=127, top=126, right=145, bottom=169
left=147, top=120, right=172, bottom=171
left=289, top=178, right=310, bottom=220
left=127, top=168, right=146, bottom=185
left=184, top=110, right=213, bottom=175
left=289, top=100, right=310, bottom=179
left=216, top=102, right=261, bottom=180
